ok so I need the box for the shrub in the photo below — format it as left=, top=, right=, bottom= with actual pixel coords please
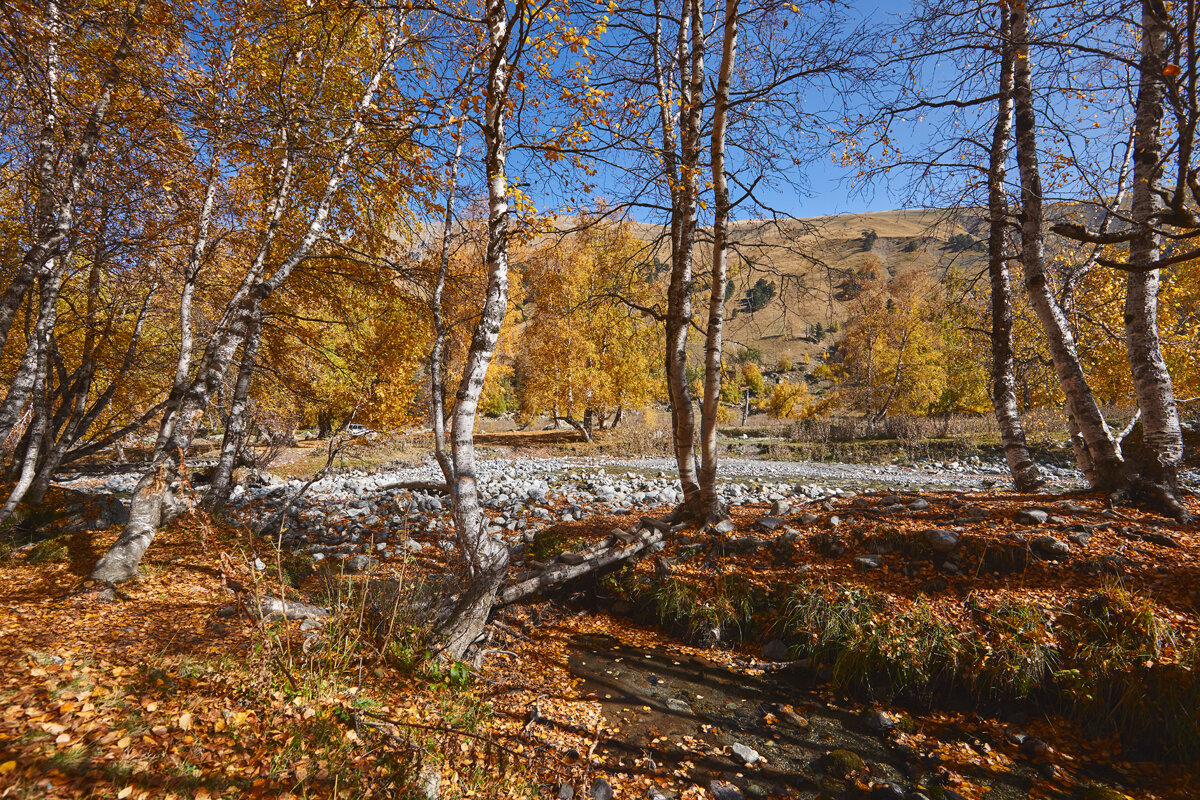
left=779, top=585, right=963, bottom=700
left=736, top=345, right=763, bottom=364
left=649, top=576, right=761, bottom=648
left=946, top=232, right=984, bottom=253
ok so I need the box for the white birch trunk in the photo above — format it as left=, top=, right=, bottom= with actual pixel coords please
left=88, top=12, right=405, bottom=586
left=0, top=0, right=146, bottom=358
left=1124, top=0, right=1185, bottom=507
left=987, top=4, right=1043, bottom=492
left=1010, top=0, right=1122, bottom=490
left=699, top=0, right=737, bottom=520
left=437, top=0, right=513, bottom=660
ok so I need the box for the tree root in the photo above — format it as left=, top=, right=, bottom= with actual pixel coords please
left=1109, top=477, right=1194, bottom=524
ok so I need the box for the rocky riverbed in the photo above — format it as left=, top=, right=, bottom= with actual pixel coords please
left=51, top=451, right=1199, bottom=575
left=47, top=452, right=1120, bottom=572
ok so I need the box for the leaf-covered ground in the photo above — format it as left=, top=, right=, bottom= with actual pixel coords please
left=0, top=488, right=1197, bottom=799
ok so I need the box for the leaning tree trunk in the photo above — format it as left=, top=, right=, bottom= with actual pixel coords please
left=698, top=0, right=737, bottom=521
left=1123, top=0, right=1186, bottom=515
left=26, top=288, right=154, bottom=506
left=153, top=162, right=222, bottom=459
left=0, top=0, right=145, bottom=359
left=0, top=340, right=39, bottom=446
left=436, top=0, right=513, bottom=660
left=0, top=269, right=66, bottom=524
left=987, top=4, right=1043, bottom=492
left=1010, top=0, right=1122, bottom=490
left=208, top=300, right=263, bottom=509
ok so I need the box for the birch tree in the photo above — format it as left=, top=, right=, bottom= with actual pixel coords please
left=987, top=3, right=1044, bottom=491
left=88, top=6, right=410, bottom=588
left=435, top=0, right=521, bottom=659
left=1051, top=0, right=1193, bottom=517
left=697, top=0, right=738, bottom=520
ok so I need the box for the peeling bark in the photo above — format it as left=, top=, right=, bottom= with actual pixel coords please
left=987, top=4, right=1043, bottom=493
left=1123, top=1, right=1180, bottom=489
left=1123, top=0, right=1186, bottom=514
left=0, top=269, right=66, bottom=524
left=1010, top=0, right=1121, bottom=490
left=436, top=0, right=513, bottom=660
left=698, top=0, right=738, bottom=521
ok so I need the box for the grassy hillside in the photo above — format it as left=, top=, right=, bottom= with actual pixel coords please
left=712, top=208, right=985, bottom=366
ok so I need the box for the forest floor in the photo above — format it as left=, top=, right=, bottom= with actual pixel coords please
left=1, top=473, right=1199, bottom=799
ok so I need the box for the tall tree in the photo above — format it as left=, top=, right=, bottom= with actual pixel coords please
left=987, top=3, right=1044, bottom=492
left=697, top=0, right=739, bottom=520
left=1010, top=0, right=1123, bottom=490
left=436, top=0, right=522, bottom=659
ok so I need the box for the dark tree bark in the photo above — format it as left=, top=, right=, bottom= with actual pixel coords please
left=661, top=0, right=705, bottom=518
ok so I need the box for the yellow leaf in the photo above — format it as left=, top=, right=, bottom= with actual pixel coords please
left=178, top=711, right=192, bottom=731
left=0, top=761, right=15, bottom=774
left=117, top=736, right=132, bottom=749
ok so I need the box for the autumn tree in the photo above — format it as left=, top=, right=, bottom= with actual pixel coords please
left=516, top=221, right=663, bottom=440
left=582, top=0, right=863, bottom=522
left=88, top=1, right=416, bottom=586
left=835, top=271, right=947, bottom=421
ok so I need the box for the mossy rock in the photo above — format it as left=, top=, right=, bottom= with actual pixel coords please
left=530, top=530, right=586, bottom=561
left=821, top=748, right=865, bottom=779
left=1078, top=789, right=1132, bottom=800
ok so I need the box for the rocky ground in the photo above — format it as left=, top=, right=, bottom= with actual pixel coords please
left=51, top=452, right=1103, bottom=576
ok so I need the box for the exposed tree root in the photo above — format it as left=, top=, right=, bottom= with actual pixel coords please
left=1110, top=477, right=1194, bottom=524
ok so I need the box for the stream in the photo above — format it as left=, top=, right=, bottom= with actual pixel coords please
left=567, top=634, right=1054, bottom=799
